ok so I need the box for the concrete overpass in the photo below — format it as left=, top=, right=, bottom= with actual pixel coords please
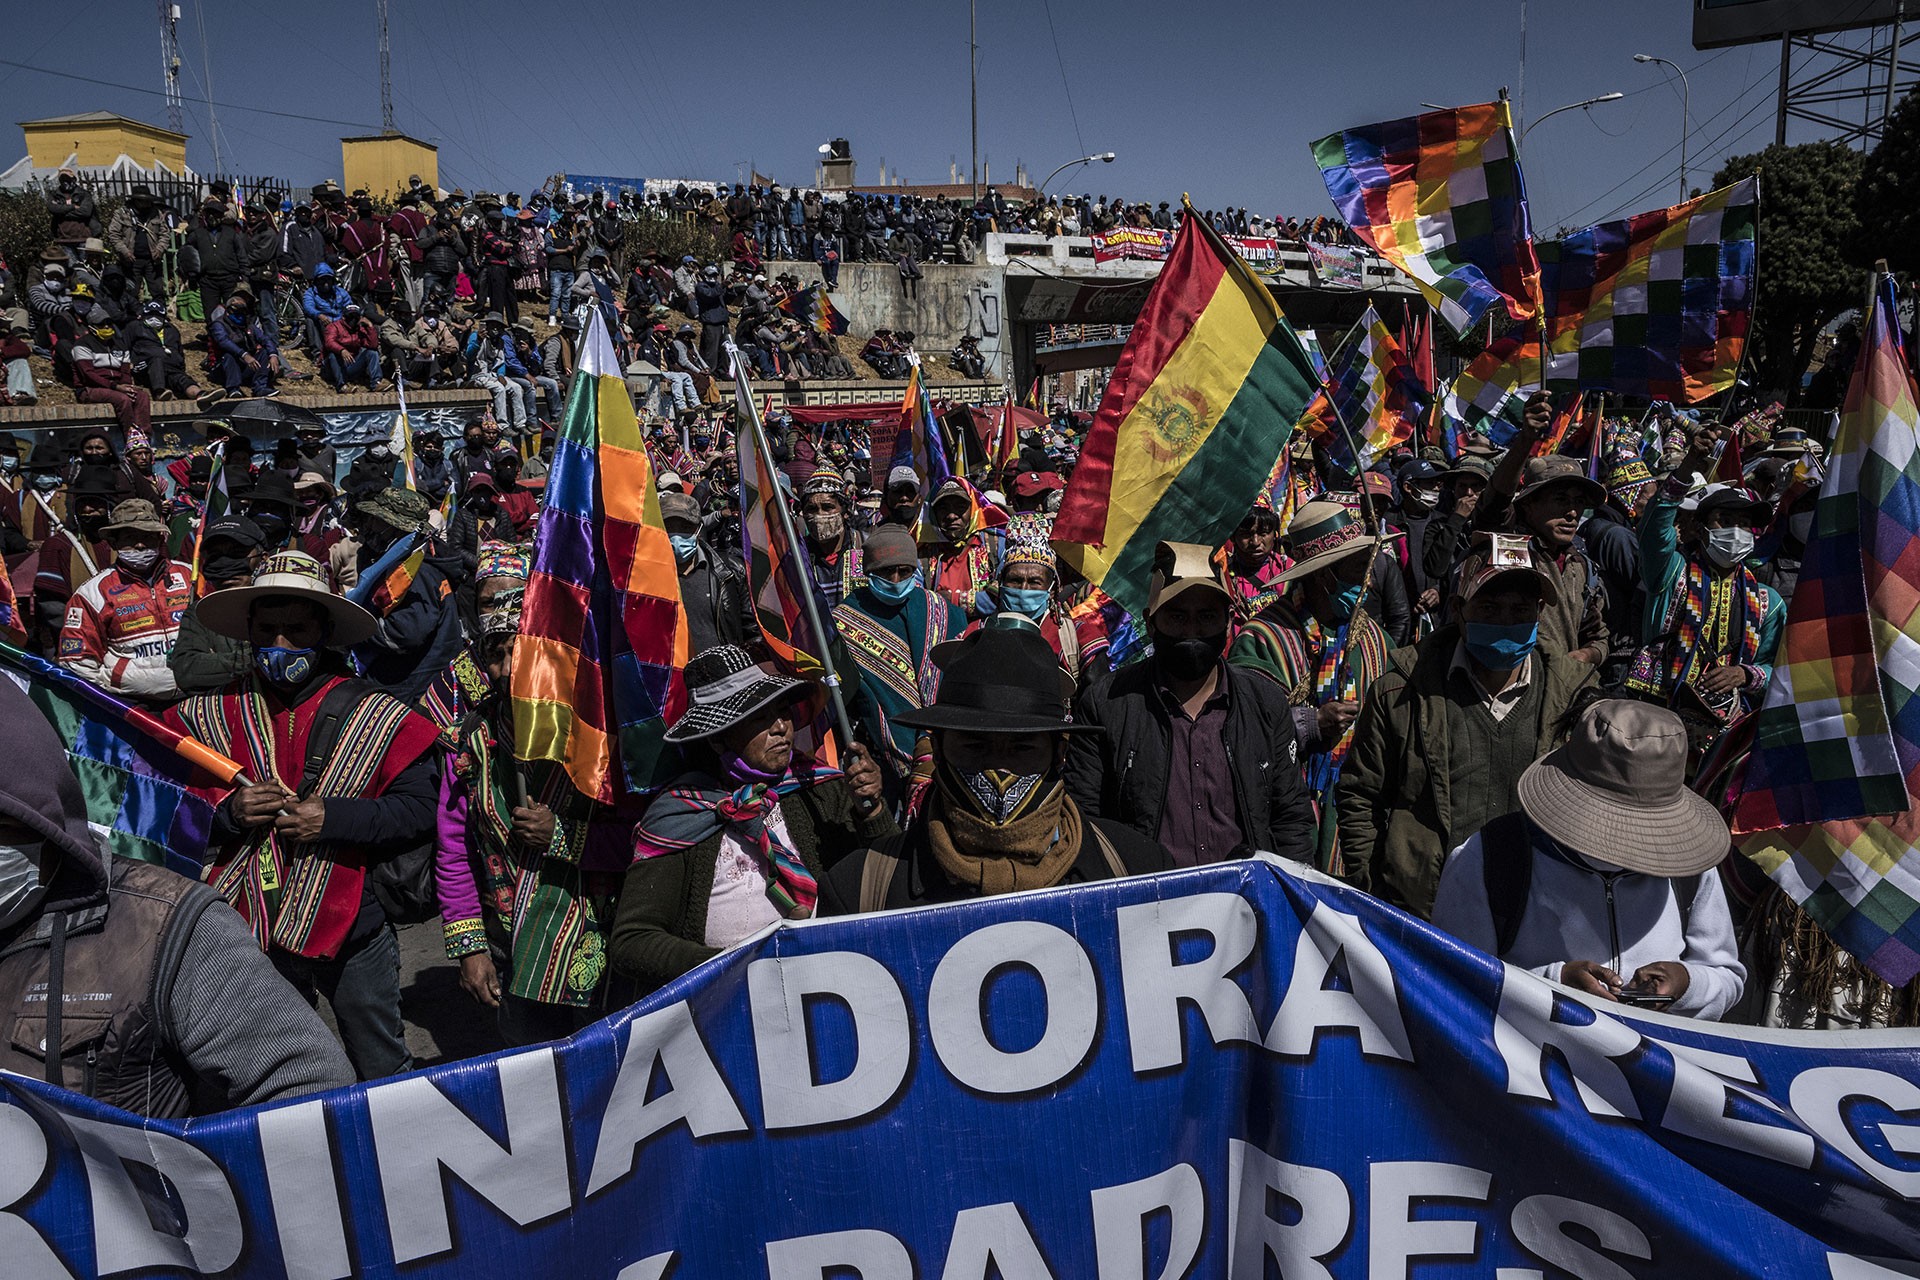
left=986, top=233, right=1425, bottom=395
left=763, top=232, right=1425, bottom=401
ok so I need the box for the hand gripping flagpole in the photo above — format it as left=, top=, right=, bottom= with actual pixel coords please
left=724, top=340, right=873, bottom=808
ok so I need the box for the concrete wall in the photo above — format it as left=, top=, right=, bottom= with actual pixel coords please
left=771, top=260, right=1009, bottom=381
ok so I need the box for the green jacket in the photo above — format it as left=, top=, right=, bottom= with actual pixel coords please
left=608, top=777, right=896, bottom=994
left=1335, top=626, right=1597, bottom=920
left=166, top=601, right=252, bottom=695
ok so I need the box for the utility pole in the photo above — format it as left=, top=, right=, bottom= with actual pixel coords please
left=158, top=2, right=183, bottom=135
left=377, top=0, right=395, bottom=133
left=970, top=0, right=979, bottom=201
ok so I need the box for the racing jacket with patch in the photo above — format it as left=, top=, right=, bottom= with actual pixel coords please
left=59, top=561, right=193, bottom=700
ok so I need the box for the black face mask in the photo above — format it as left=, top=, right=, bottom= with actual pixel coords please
left=202, top=551, right=253, bottom=583
left=1156, top=633, right=1225, bottom=682
left=252, top=512, right=290, bottom=545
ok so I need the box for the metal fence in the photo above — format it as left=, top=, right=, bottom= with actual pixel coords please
left=22, top=171, right=290, bottom=216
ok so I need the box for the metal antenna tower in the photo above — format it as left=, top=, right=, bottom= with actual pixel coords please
left=378, top=0, right=395, bottom=132
left=158, top=2, right=184, bottom=134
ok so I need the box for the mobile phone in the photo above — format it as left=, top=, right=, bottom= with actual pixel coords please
left=1616, top=988, right=1675, bottom=1009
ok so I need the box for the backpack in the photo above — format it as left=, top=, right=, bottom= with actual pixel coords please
left=300, top=679, right=439, bottom=926
left=1481, top=814, right=1699, bottom=958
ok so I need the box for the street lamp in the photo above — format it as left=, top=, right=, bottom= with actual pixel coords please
left=1038, top=152, right=1116, bottom=196
left=1520, top=91, right=1624, bottom=141
left=1634, top=53, right=1692, bottom=202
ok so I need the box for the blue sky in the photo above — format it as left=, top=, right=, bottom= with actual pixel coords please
left=0, top=0, right=1886, bottom=232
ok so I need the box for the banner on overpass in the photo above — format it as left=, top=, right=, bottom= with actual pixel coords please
left=3, top=858, right=1918, bottom=1278
left=1091, top=225, right=1174, bottom=263
left=1308, top=241, right=1367, bottom=288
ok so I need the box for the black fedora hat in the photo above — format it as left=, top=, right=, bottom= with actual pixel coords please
left=898, top=620, right=1099, bottom=736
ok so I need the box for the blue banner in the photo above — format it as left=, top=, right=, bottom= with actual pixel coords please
left=5, top=859, right=1920, bottom=1278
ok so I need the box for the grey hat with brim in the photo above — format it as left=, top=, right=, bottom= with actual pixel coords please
left=1515, top=699, right=1729, bottom=877
left=663, top=645, right=819, bottom=744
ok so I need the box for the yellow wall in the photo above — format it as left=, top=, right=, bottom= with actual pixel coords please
left=23, top=119, right=188, bottom=171
left=341, top=135, right=438, bottom=199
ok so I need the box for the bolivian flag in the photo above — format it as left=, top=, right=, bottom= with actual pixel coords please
left=1053, top=203, right=1319, bottom=619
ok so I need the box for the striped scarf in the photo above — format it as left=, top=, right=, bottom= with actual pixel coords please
left=1627, top=558, right=1765, bottom=712
left=632, top=769, right=830, bottom=917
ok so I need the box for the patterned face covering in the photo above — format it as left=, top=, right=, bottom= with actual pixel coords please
left=935, top=757, right=1059, bottom=829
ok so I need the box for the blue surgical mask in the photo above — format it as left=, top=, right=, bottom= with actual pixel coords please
left=1001, top=587, right=1050, bottom=620
left=668, top=533, right=699, bottom=561
left=1327, top=580, right=1364, bottom=621
left=1463, top=620, right=1538, bottom=671
left=869, top=572, right=917, bottom=604
left=255, top=644, right=318, bottom=686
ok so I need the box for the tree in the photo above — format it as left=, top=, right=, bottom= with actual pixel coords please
left=1714, top=142, right=1864, bottom=403
left=1855, top=88, right=1920, bottom=277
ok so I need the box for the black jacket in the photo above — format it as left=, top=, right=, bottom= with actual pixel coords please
left=182, top=219, right=246, bottom=284
left=1064, top=659, right=1315, bottom=865
left=818, top=811, right=1169, bottom=915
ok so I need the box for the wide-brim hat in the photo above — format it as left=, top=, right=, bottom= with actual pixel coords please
left=898, top=620, right=1097, bottom=736
left=1516, top=699, right=1729, bottom=876
left=1764, top=427, right=1812, bottom=456
left=1146, top=540, right=1233, bottom=615
left=198, top=550, right=377, bottom=648
left=101, top=499, right=168, bottom=537
left=1276, top=500, right=1400, bottom=584
left=663, top=645, right=819, bottom=744
left=1514, top=455, right=1605, bottom=509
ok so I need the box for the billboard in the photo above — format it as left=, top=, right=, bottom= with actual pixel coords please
left=1695, top=0, right=1902, bottom=50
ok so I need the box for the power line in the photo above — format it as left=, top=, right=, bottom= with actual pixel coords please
left=1040, top=0, right=1087, bottom=161
left=0, top=58, right=380, bottom=129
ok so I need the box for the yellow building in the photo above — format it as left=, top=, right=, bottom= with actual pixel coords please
left=340, top=133, right=437, bottom=199
left=20, top=112, right=189, bottom=172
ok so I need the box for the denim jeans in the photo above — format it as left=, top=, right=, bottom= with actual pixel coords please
left=504, top=375, right=536, bottom=429
left=532, top=374, right=563, bottom=422
left=332, top=348, right=382, bottom=389
left=547, top=269, right=574, bottom=321
left=662, top=370, right=696, bottom=412
left=220, top=351, right=272, bottom=394
left=473, top=372, right=510, bottom=424
left=271, top=920, right=410, bottom=1081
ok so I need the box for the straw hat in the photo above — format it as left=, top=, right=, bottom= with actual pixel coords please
left=198, top=550, right=376, bottom=648
left=1516, top=700, right=1729, bottom=876
left=1276, top=501, right=1399, bottom=584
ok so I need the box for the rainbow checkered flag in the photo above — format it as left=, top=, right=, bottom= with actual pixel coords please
left=731, top=352, right=829, bottom=678
left=777, top=284, right=848, bottom=336
left=1312, top=100, right=1541, bottom=336
left=1298, top=306, right=1428, bottom=471
left=512, top=308, right=689, bottom=802
left=1447, top=178, right=1759, bottom=419
left=1731, top=278, right=1920, bottom=983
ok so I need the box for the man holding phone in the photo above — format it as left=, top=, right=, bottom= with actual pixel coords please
left=1430, top=699, right=1746, bottom=1020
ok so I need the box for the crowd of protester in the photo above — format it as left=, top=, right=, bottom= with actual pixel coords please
left=1, top=173, right=1364, bottom=429
left=0, top=365, right=1847, bottom=1121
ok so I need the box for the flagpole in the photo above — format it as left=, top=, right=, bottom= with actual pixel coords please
left=726, top=339, right=867, bottom=784
left=34, top=489, right=97, bottom=582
